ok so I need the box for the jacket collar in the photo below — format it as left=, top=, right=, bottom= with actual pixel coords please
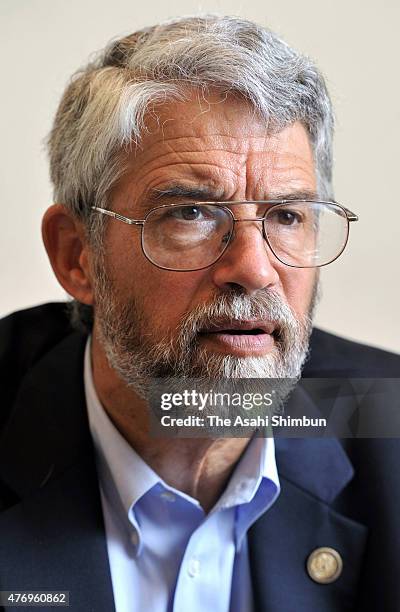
left=274, top=383, right=355, bottom=503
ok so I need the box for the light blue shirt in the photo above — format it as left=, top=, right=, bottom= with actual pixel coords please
left=84, top=340, right=280, bottom=612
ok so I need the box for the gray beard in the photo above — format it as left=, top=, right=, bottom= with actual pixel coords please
left=93, top=260, right=318, bottom=415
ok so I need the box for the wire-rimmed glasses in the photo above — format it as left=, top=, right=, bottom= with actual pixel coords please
left=91, top=200, right=358, bottom=271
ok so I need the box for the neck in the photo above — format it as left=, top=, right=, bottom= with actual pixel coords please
left=91, top=333, right=250, bottom=513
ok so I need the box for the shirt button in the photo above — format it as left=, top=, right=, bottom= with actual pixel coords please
left=160, top=491, right=176, bottom=502
left=187, top=558, right=201, bottom=577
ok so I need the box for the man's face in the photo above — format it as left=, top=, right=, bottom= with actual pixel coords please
left=92, top=92, right=318, bottom=391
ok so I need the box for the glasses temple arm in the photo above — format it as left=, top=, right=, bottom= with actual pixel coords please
left=341, top=206, right=358, bottom=222
left=91, top=206, right=144, bottom=226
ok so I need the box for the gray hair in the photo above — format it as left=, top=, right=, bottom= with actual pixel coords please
left=48, top=15, right=334, bottom=330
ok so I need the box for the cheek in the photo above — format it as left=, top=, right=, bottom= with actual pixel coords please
left=279, top=268, right=317, bottom=316
left=108, top=228, right=206, bottom=329
left=137, top=270, right=207, bottom=337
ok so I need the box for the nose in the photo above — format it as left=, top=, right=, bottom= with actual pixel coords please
left=210, top=221, right=281, bottom=294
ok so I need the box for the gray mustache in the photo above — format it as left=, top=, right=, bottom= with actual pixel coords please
left=179, top=291, right=297, bottom=338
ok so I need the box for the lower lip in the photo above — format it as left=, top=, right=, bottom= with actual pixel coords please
left=199, top=332, right=275, bottom=357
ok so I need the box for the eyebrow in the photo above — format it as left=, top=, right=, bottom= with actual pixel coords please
left=137, top=184, right=321, bottom=213
left=265, top=189, right=321, bottom=202
left=144, top=184, right=225, bottom=205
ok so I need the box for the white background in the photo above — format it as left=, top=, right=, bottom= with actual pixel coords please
left=1, top=0, right=399, bottom=352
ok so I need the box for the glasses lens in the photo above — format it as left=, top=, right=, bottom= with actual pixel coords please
left=142, top=204, right=233, bottom=270
left=264, top=201, right=349, bottom=267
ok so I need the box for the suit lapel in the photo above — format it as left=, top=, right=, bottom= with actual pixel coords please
left=248, top=435, right=368, bottom=612
left=0, top=332, right=115, bottom=612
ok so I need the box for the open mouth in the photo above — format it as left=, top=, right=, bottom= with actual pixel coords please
left=198, top=322, right=276, bottom=355
left=204, top=327, right=266, bottom=335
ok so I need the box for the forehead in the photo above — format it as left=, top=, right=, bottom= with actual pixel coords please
left=112, top=91, right=317, bottom=210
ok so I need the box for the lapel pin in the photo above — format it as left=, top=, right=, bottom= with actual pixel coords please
left=307, top=547, right=343, bottom=584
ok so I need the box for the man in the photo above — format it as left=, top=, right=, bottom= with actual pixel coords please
left=0, top=15, right=399, bottom=612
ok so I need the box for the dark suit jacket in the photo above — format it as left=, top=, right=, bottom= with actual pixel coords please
left=0, top=303, right=399, bottom=611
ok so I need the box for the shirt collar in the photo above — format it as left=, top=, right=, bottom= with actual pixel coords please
left=222, top=433, right=280, bottom=550
left=215, top=433, right=279, bottom=510
left=84, top=337, right=280, bottom=553
left=84, top=337, right=159, bottom=518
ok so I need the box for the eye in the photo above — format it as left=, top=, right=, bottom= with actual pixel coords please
left=174, top=206, right=204, bottom=221
left=273, top=209, right=303, bottom=226
left=155, top=204, right=230, bottom=229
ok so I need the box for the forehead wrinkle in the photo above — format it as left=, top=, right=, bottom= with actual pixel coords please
left=270, top=161, right=316, bottom=182
left=131, top=123, right=288, bottom=182
left=117, top=153, right=315, bottom=213
left=137, top=160, right=243, bottom=183
left=114, top=119, right=316, bottom=210
left=140, top=163, right=238, bottom=200
left=126, top=147, right=252, bottom=201
left=117, top=162, right=238, bottom=213
left=127, top=144, right=249, bottom=188
left=137, top=130, right=272, bottom=161
left=132, top=148, right=249, bottom=172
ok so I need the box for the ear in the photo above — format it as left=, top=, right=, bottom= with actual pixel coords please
left=42, top=204, right=94, bottom=305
